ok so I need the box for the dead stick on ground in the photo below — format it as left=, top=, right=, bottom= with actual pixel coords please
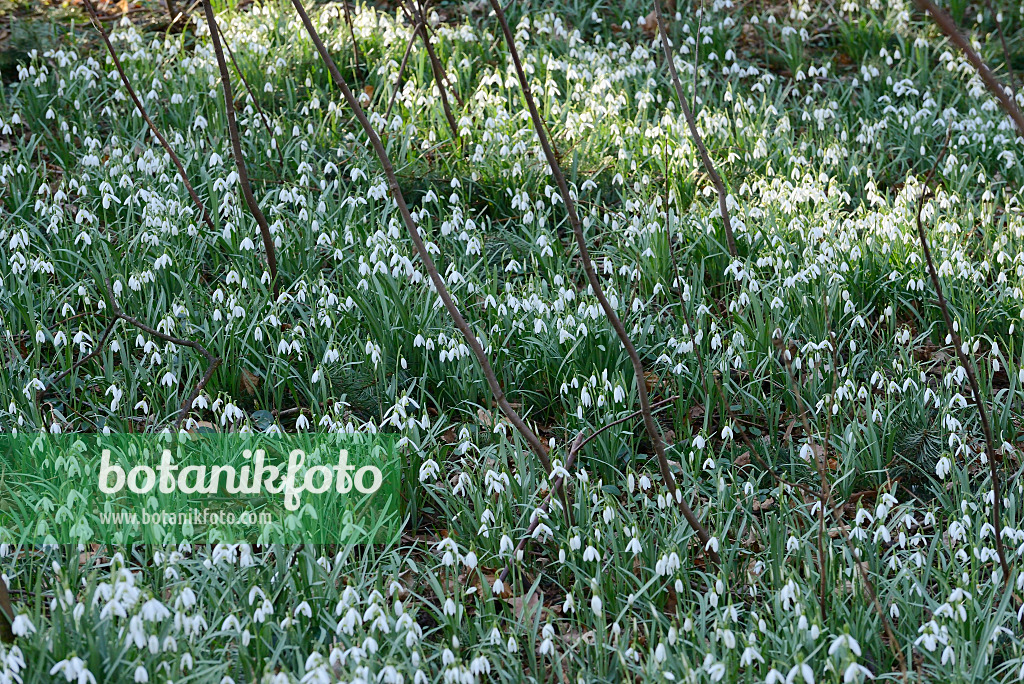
left=913, top=0, right=1024, bottom=135
left=652, top=0, right=737, bottom=257
left=203, top=1, right=280, bottom=299
left=488, top=0, right=718, bottom=563
left=288, top=0, right=561, bottom=503
left=82, top=0, right=216, bottom=233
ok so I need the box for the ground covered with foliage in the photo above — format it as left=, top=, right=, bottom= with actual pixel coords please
left=2, top=0, right=1024, bottom=681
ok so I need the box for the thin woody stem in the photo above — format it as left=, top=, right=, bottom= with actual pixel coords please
left=488, top=0, right=717, bottom=563
left=781, top=356, right=907, bottom=674
left=405, top=0, right=461, bottom=144
left=106, top=288, right=221, bottom=432
left=288, top=0, right=556, bottom=487
left=203, top=1, right=280, bottom=299
left=913, top=0, right=1024, bottom=135
left=341, top=0, right=362, bottom=75
left=36, top=317, right=117, bottom=403
left=385, top=21, right=422, bottom=123
left=0, top=576, right=12, bottom=643
left=213, top=18, right=287, bottom=172
left=82, top=0, right=216, bottom=234
left=913, top=145, right=1012, bottom=584
left=985, top=0, right=1018, bottom=93
left=652, top=0, right=737, bottom=257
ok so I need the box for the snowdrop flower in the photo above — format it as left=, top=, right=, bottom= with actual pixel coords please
left=10, top=614, right=34, bottom=636
left=843, top=663, right=874, bottom=683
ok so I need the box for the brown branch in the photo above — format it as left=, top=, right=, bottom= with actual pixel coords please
left=0, top=576, right=12, bottom=644
left=661, top=176, right=820, bottom=501
left=213, top=17, right=286, bottom=172
left=385, top=21, right=422, bottom=123
left=498, top=393, right=721, bottom=585
left=203, top=1, right=280, bottom=299
left=106, top=288, right=221, bottom=432
left=488, top=0, right=718, bottom=563
left=36, top=316, right=118, bottom=403
left=913, top=0, right=1024, bottom=135
left=404, top=2, right=465, bottom=109
left=341, top=0, right=362, bottom=76
left=499, top=431, right=585, bottom=585
left=405, top=0, right=462, bottom=145
left=82, top=0, right=216, bottom=234
left=986, top=0, right=1018, bottom=93
left=288, top=0, right=557, bottom=487
left=652, top=0, right=737, bottom=257
left=913, top=154, right=1012, bottom=584
left=780, top=351, right=908, bottom=675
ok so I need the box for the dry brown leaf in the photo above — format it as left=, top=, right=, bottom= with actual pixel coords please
left=752, top=496, right=774, bottom=513
left=561, top=627, right=596, bottom=647
left=640, top=1, right=676, bottom=39
left=782, top=418, right=797, bottom=443
left=188, top=420, right=218, bottom=434
left=643, top=370, right=659, bottom=392
left=663, top=585, right=678, bottom=614
left=641, top=10, right=658, bottom=39
left=504, top=590, right=543, bottom=621
left=466, top=567, right=513, bottom=600
left=239, top=368, right=261, bottom=395
left=476, top=408, right=493, bottom=428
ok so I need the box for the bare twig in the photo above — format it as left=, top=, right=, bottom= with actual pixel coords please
left=489, top=0, right=718, bottom=563
left=499, top=431, right=585, bottom=585
left=36, top=317, right=118, bottom=402
left=341, top=0, right=362, bottom=75
left=663, top=186, right=820, bottom=502
left=780, top=351, right=908, bottom=675
left=913, top=0, right=1024, bottom=135
left=498, top=393, right=706, bottom=584
left=913, top=153, right=1012, bottom=584
left=652, top=0, right=737, bottom=257
left=203, top=1, right=280, bottom=299
left=82, top=0, right=216, bottom=234
left=405, top=0, right=462, bottom=144
left=425, top=25, right=465, bottom=109
left=106, top=288, right=221, bottom=432
left=0, top=576, right=13, bottom=643
left=213, top=18, right=287, bottom=171
left=986, top=0, right=1018, bottom=93
left=385, top=21, right=422, bottom=123
left=288, top=0, right=558, bottom=487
